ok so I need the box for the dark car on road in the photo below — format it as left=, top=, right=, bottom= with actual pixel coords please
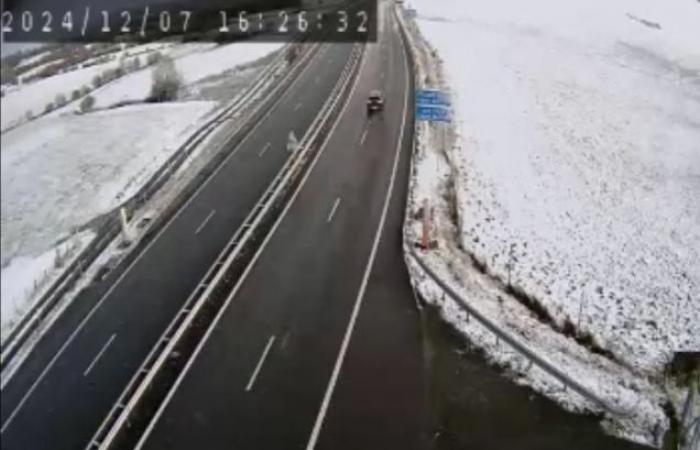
left=367, top=90, right=385, bottom=115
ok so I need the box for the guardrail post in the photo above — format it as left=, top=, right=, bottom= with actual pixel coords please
left=287, top=131, right=299, bottom=153
left=120, top=207, right=133, bottom=246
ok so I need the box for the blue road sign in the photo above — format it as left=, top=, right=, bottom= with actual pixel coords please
left=416, top=105, right=451, bottom=122
left=416, top=89, right=450, bottom=107
left=416, top=89, right=451, bottom=122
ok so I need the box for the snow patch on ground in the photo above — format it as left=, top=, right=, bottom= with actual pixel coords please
left=2, top=60, right=106, bottom=130
left=1, top=101, right=215, bottom=265
left=0, top=230, right=94, bottom=340
left=16, top=50, right=52, bottom=69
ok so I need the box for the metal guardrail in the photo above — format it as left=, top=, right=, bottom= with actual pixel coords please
left=0, top=42, right=311, bottom=376
left=86, top=43, right=364, bottom=450
left=407, top=248, right=623, bottom=415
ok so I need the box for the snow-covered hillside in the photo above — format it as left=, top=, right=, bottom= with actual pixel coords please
left=403, top=0, right=699, bottom=446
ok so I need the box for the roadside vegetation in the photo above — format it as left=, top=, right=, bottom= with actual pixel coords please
left=149, top=55, right=183, bottom=102
left=5, top=49, right=167, bottom=125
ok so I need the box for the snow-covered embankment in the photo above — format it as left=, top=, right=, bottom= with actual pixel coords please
left=399, top=0, right=700, bottom=446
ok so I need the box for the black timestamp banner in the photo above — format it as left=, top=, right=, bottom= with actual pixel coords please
left=1, top=0, right=377, bottom=43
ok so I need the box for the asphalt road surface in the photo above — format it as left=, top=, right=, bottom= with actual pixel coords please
left=0, top=42, right=356, bottom=450
left=138, top=4, right=430, bottom=450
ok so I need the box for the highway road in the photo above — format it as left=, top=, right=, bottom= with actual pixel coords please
left=0, top=41, right=357, bottom=450
left=138, top=3, right=430, bottom=449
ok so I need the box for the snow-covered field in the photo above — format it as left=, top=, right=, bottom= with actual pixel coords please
left=402, top=0, right=700, bottom=446
left=2, top=60, right=105, bottom=131
left=1, top=44, right=171, bottom=131
left=1, top=40, right=280, bottom=343
left=81, top=42, right=281, bottom=110
left=0, top=41, right=267, bottom=131
left=1, top=101, right=215, bottom=262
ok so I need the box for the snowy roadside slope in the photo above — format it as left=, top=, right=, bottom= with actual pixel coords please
left=409, top=0, right=700, bottom=375
left=0, top=101, right=215, bottom=265
left=0, top=230, right=94, bottom=340
left=83, top=42, right=282, bottom=109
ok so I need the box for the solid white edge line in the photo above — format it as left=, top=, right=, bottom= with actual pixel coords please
left=327, top=198, right=342, bottom=223
left=194, top=210, right=216, bottom=235
left=244, top=335, right=276, bottom=392
left=0, top=42, right=326, bottom=436
left=133, top=43, right=367, bottom=450
left=83, top=334, right=117, bottom=378
left=304, top=14, right=410, bottom=450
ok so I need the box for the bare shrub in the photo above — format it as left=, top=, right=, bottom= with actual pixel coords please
left=146, top=51, right=163, bottom=66
left=79, top=95, right=95, bottom=113
left=149, top=56, right=182, bottom=102
left=55, top=93, right=68, bottom=108
left=92, top=73, right=104, bottom=88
